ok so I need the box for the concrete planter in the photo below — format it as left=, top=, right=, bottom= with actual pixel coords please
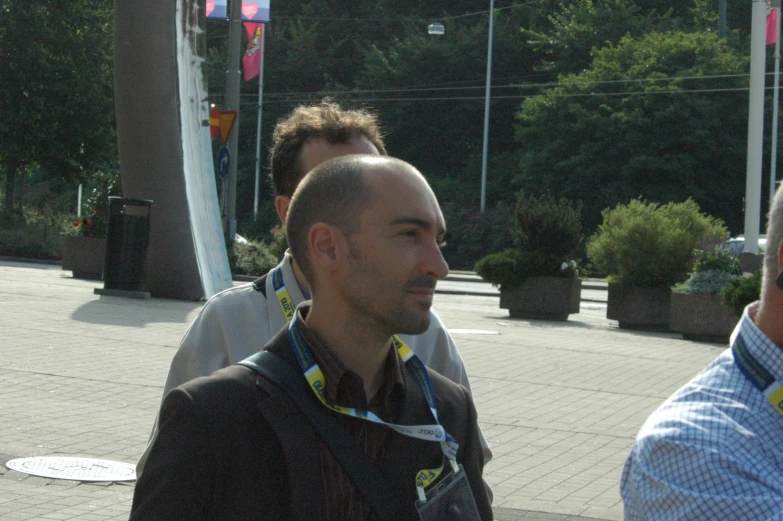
left=670, top=292, right=739, bottom=343
left=62, top=237, right=106, bottom=280
left=607, top=284, right=671, bottom=331
left=500, top=277, right=581, bottom=321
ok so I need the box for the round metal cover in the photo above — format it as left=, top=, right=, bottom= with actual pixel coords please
left=6, top=456, right=136, bottom=482
left=449, top=329, right=499, bottom=335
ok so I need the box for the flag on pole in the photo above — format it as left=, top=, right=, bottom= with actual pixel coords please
left=208, top=1, right=270, bottom=22
left=206, top=0, right=225, bottom=20
left=768, top=8, right=779, bottom=45
left=243, top=23, right=263, bottom=81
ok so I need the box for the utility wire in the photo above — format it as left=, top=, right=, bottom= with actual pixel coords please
left=209, top=71, right=759, bottom=101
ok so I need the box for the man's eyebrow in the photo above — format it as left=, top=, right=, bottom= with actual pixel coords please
left=391, top=216, right=446, bottom=238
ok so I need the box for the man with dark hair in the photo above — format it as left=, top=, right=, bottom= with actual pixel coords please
left=136, top=101, right=492, bottom=482
left=130, top=155, right=492, bottom=520
left=621, top=184, right=783, bottom=520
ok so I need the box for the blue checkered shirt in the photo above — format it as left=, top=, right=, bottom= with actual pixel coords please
left=621, top=303, right=783, bottom=521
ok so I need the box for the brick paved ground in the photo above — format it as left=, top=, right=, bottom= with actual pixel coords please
left=0, top=261, right=726, bottom=520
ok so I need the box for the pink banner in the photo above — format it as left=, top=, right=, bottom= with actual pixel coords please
left=243, top=23, right=263, bottom=81
left=767, top=8, right=778, bottom=45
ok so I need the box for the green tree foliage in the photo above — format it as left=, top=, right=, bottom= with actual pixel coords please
left=0, top=0, right=117, bottom=220
left=586, top=198, right=729, bottom=288
left=515, top=31, right=749, bottom=233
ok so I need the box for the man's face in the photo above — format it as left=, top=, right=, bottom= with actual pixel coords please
left=275, top=136, right=379, bottom=224
left=338, top=166, right=449, bottom=336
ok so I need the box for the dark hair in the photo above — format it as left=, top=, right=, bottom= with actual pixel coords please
left=285, top=155, right=381, bottom=287
left=269, top=100, right=387, bottom=197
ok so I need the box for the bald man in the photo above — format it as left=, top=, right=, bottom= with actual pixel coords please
left=130, top=156, right=492, bottom=521
left=137, top=101, right=492, bottom=484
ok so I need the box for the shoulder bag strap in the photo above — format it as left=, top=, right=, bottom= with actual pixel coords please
left=253, top=374, right=322, bottom=521
left=241, top=351, right=407, bottom=521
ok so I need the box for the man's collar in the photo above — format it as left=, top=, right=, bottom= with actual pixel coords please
left=294, top=305, right=405, bottom=407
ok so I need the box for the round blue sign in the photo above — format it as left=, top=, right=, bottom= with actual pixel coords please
left=217, top=146, right=230, bottom=179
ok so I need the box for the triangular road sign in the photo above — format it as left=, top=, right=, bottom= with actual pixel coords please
left=219, top=111, right=237, bottom=145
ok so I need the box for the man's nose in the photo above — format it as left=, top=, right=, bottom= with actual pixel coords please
left=424, top=242, right=449, bottom=281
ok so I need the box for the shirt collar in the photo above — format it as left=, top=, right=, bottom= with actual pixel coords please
left=294, top=305, right=405, bottom=410
left=735, top=301, right=783, bottom=384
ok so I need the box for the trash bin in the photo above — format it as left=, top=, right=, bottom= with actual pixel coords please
left=101, top=197, right=153, bottom=294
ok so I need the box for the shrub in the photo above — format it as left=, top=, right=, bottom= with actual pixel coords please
left=720, top=271, right=762, bottom=316
left=675, top=246, right=742, bottom=295
left=229, top=239, right=277, bottom=276
left=475, top=191, right=583, bottom=288
left=586, top=198, right=729, bottom=288
left=0, top=228, right=62, bottom=260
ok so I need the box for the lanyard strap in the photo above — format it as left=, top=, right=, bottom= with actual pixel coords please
left=732, top=335, right=783, bottom=416
left=272, top=266, right=296, bottom=321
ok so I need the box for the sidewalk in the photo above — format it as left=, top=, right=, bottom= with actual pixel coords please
left=0, top=261, right=725, bottom=520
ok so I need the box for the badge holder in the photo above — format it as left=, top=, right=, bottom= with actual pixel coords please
left=415, top=461, right=481, bottom=521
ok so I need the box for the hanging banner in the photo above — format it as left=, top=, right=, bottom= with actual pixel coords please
left=243, top=23, right=264, bottom=81
left=207, top=0, right=270, bottom=22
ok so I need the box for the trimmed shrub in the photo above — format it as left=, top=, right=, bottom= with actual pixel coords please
left=229, top=240, right=277, bottom=276
left=720, top=271, right=762, bottom=316
left=586, top=198, right=728, bottom=288
left=475, top=191, right=582, bottom=288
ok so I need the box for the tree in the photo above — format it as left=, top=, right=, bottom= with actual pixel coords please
left=515, top=31, right=749, bottom=234
left=0, top=0, right=116, bottom=220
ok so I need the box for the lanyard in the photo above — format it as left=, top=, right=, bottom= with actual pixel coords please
left=732, top=334, right=783, bottom=417
left=272, top=264, right=460, bottom=493
left=272, top=266, right=296, bottom=321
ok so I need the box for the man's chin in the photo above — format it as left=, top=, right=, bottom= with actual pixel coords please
left=395, top=314, right=431, bottom=336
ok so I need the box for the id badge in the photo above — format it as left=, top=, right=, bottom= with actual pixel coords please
left=415, top=464, right=481, bottom=521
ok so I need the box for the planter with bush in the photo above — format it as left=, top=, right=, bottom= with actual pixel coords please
left=670, top=246, right=742, bottom=343
left=475, top=191, right=583, bottom=321
left=586, top=198, right=728, bottom=331
left=62, top=207, right=108, bottom=280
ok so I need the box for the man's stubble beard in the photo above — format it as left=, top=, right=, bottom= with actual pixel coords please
left=344, top=241, right=432, bottom=338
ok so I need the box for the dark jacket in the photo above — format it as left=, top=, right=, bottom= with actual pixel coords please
left=130, top=328, right=492, bottom=520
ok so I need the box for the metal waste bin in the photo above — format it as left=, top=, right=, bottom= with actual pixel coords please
left=101, top=197, right=153, bottom=293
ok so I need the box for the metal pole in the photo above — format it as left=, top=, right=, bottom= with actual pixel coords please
left=224, top=0, right=243, bottom=242
left=77, top=184, right=82, bottom=217
left=772, top=7, right=781, bottom=208
left=253, top=26, right=267, bottom=221
left=480, top=0, right=495, bottom=213
left=744, top=0, right=767, bottom=255
left=719, top=0, right=727, bottom=38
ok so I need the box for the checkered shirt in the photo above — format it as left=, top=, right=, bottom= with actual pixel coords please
left=621, top=303, right=783, bottom=521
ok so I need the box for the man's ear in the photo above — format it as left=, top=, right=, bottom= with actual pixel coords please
left=309, top=223, right=341, bottom=273
left=275, top=196, right=291, bottom=224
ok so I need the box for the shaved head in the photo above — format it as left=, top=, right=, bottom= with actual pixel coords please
left=285, top=155, right=429, bottom=288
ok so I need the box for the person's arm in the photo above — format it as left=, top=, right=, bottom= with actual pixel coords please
left=457, top=386, right=493, bottom=521
left=130, top=389, right=215, bottom=521
left=621, top=436, right=783, bottom=521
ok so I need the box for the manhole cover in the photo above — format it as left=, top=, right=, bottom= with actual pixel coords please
left=449, top=329, right=499, bottom=335
left=6, top=456, right=136, bottom=482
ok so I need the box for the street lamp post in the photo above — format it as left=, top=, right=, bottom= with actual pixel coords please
left=480, top=0, right=495, bottom=213
left=429, top=1, right=495, bottom=213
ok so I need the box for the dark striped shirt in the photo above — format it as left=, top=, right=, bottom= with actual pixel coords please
left=296, top=308, right=405, bottom=521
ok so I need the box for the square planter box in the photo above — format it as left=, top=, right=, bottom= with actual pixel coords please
left=500, top=276, right=581, bottom=321
left=62, top=237, right=106, bottom=280
left=607, top=284, right=670, bottom=331
left=669, top=292, right=739, bottom=343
